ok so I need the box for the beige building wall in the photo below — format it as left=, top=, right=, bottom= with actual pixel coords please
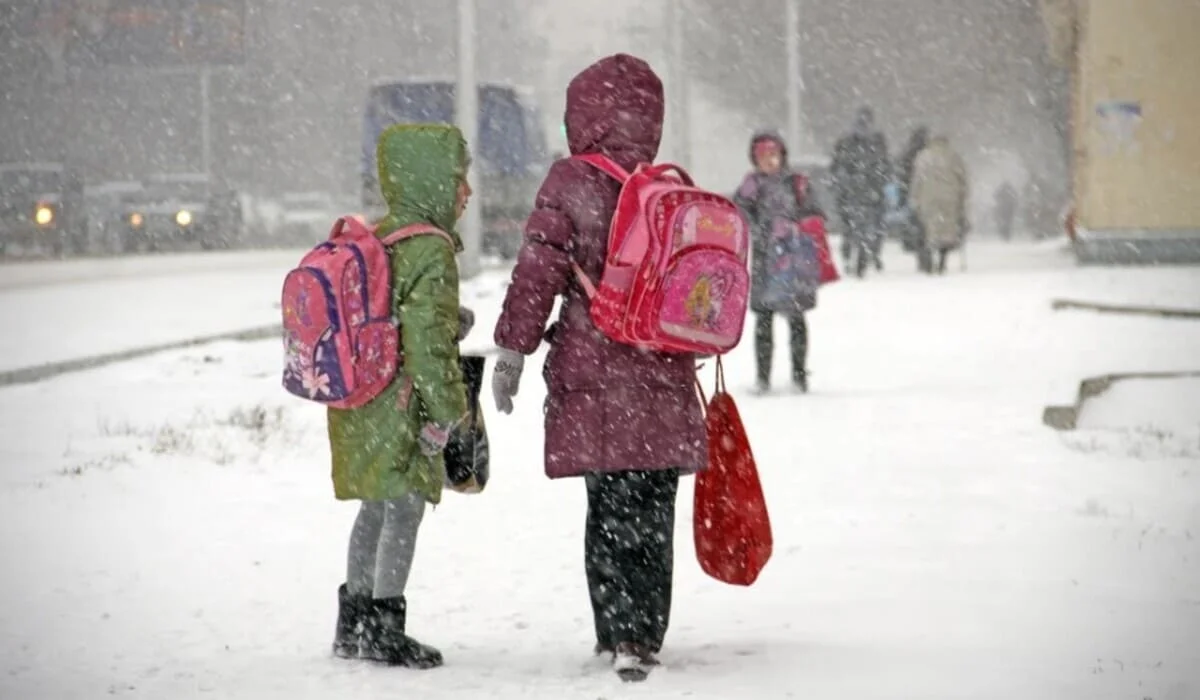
left=1074, top=0, right=1200, bottom=231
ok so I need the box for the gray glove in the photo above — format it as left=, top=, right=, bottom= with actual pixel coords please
left=491, top=348, right=525, bottom=415
left=457, top=306, right=475, bottom=342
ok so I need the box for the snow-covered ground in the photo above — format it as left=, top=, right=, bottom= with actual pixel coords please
left=1072, top=377, right=1200, bottom=462
left=1078, top=377, right=1200, bottom=434
left=1, top=240, right=1199, bottom=699
left=0, top=250, right=296, bottom=373
left=0, top=250, right=508, bottom=373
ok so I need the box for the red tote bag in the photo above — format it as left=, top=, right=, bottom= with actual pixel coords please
left=800, top=215, right=841, bottom=285
left=693, top=359, right=773, bottom=586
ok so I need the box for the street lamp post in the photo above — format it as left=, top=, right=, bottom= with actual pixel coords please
left=667, top=0, right=690, bottom=171
left=785, top=0, right=803, bottom=153
left=456, top=0, right=481, bottom=279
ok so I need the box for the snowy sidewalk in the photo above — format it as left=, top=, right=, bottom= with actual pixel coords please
left=0, top=250, right=299, bottom=374
left=0, top=249, right=508, bottom=376
left=1, top=242, right=1198, bottom=699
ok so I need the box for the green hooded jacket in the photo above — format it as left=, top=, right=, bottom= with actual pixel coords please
left=328, top=124, right=469, bottom=504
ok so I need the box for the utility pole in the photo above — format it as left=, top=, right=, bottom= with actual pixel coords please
left=456, top=0, right=481, bottom=278
left=666, top=0, right=691, bottom=170
left=785, top=0, right=803, bottom=153
left=200, top=66, right=212, bottom=178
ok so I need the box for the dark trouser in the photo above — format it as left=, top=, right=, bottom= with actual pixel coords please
left=585, top=468, right=679, bottom=653
left=996, top=212, right=1014, bottom=240
left=918, top=246, right=933, bottom=273
left=921, top=245, right=954, bottom=274
left=840, top=206, right=882, bottom=277
left=755, top=311, right=808, bottom=385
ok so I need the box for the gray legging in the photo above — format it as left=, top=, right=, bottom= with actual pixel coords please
left=346, top=493, right=425, bottom=600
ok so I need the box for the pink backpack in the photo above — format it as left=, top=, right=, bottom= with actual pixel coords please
left=281, top=216, right=452, bottom=409
left=572, top=154, right=751, bottom=355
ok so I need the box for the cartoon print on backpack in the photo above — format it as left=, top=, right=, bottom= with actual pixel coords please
left=657, top=248, right=747, bottom=347
left=683, top=269, right=735, bottom=331
left=685, top=275, right=716, bottom=329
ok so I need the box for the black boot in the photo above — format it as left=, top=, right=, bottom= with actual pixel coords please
left=754, top=312, right=773, bottom=394
left=790, top=315, right=809, bottom=394
left=361, top=596, right=444, bottom=669
left=333, top=584, right=367, bottom=659
left=613, top=641, right=660, bottom=682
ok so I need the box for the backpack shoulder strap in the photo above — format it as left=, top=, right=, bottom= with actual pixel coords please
left=379, top=223, right=454, bottom=248
left=571, top=262, right=598, bottom=300
left=329, top=215, right=373, bottom=240
left=572, top=153, right=631, bottom=183
left=567, top=154, right=628, bottom=300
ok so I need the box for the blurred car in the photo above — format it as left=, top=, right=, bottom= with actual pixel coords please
left=84, top=180, right=146, bottom=254
left=0, top=161, right=88, bottom=257
left=121, top=173, right=241, bottom=252
left=277, top=191, right=338, bottom=245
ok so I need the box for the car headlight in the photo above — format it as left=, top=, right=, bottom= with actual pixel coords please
left=130, top=212, right=144, bottom=228
left=35, top=205, right=55, bottom=226
left=176, top=210, right=193, bottom=227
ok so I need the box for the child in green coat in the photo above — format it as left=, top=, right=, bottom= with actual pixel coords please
left=328, top=123, right=473, bottom=668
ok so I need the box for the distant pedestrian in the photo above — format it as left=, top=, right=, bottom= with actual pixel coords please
left=830, top=106, right=891, bottom=277
left=994, top=181, right=1018, bottom=241
left=910, top=135, right=969, bottom=274
left=734, top=131, right=837, bottom=394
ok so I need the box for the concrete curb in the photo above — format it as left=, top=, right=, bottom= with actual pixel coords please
left=0, top=325, right=283, bottom=388
left=0, top=326, right=502, bottom=389
left=1043, top=370, right=1200, bottom=431
left=1051, top=298, right=1200, bottom=320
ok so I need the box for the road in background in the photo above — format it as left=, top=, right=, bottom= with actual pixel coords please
left=0, top=247, right=512, bottom=376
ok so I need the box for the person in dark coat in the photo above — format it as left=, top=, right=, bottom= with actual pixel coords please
left=897, top=126, right=930, bottom=205
left=830, top=106, right=892, bottom=277
left=994, top=181, right=1018, bottom=241
left=734, top=131, right=825, bottom=394
left=490, top=54, right=705, bottom=680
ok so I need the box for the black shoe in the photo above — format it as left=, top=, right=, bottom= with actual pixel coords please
left=793, top=371, right=809, bottom=393
left=361, top=596, right=444, bottom=669
left=332, top=584, right=367, bottom=659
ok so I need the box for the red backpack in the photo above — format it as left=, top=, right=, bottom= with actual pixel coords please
left=281, top=216, right=452, bottom=409
left=571, top=154, right=751, bottom=355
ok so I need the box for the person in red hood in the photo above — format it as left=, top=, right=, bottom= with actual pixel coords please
left=491, top=54, right=704, bottom=680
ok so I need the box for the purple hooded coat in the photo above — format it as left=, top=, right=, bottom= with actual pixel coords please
left=493, top=54, right=707, bottom=480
